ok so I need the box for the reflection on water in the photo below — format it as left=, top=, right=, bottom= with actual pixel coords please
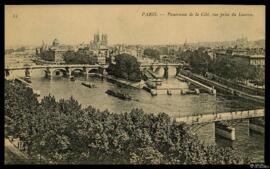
left=13, top=69, right=264, bottom=163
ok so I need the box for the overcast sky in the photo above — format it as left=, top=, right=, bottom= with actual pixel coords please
left=5, top=5, right=265, bottom=48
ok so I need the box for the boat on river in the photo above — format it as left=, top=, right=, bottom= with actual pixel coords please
left=105, top=89, right=132, bottom=100
left=81, top=82, right=96, bottom=88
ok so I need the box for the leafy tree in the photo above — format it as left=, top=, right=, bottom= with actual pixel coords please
left=130, top=147, right=164, bottom=164
left=40, top=51, right=55, bottom=61
left=143, top=48, right=160, bottom=60
left=211, top=57, right=236, bottom=80
left=107, top=53, right=141, bottom=82
left=63, top=51, right=98, bottom=64
left=188, top=50, right=211, bottom=74
left=250, top=66, right=265, bottom=84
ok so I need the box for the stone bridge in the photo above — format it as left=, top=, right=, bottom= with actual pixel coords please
left=5, top=63, right=187, bottom=79
left=5, top=64, right=109, bottom=79
left=140, top=63, right=185, bottom=78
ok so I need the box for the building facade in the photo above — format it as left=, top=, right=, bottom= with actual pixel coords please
left=38, top=39, right=74, bottom=63
left=89, top=32, right=109, bottom=64
left=215, top=48, right=265, bottom=67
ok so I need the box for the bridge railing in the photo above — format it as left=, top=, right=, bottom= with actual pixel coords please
left=5, top=64, right=105, bottom=70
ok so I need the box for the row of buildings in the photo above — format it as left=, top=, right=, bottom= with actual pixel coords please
left=36, top=34, right=265, bottom=67
left=37, top=32, right=109, bottom=64
left=38, top=39, right=74, bottom=63
left=207, top=47, right=265, bottom=67
left=37, top=32, right=144, bottom=64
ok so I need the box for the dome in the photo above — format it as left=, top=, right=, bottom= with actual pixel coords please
left=52, top=38, right=60, bottom=46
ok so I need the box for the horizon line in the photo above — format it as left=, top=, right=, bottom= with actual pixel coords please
left=5, top=38, right=265, bottom=49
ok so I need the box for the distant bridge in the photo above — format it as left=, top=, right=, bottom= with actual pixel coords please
left=4, top=64, right=108, bottom=78
left=140, top=63, right=185, bottom=78
left=5, top=63, right=186, bottom=79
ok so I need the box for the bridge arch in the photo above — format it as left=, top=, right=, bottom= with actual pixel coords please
left=183, top=66, right=191, bottom=71
left=52, top=68, right=67, bottom=77
left=153, top=65, right=177, bottom=78
left=88, top=68, right=99, bottom=74
left=70, top=68, right=84, bottom=76
left=153, top=65, right=162, bottom=73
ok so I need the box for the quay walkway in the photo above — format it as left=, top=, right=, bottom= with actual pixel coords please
left=177, top=74, right=216, bottom=95
left=190, top=74, right=265, bottom=104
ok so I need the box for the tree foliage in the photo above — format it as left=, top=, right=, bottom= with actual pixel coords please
left=107, top=53, right=141, bottom=82
left=211, top=57, right=255, bottom=82
left=40, top=51, right=55, bottom=61
left=143, top=48, right=160, bottom=60
left=63, top=51, right=98, bottom=64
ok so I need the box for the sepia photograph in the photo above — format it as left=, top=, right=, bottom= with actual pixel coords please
left=4, top=5, right=266, bottom=165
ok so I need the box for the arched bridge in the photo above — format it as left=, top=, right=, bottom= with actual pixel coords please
left=5, top=64, right=109, bottom=78
left=140, top=63, right=185, bottom=78
left=5, top=63, right=187, bottom=79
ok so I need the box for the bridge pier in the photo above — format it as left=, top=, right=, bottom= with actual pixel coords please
left=25, top=68, right=31, bottom=78
left=5, top=69, right=11, bottom=77
left=98, top=67, right=104, bottom=75
left=150, top=65, right=154, bottom=71
left=163, top=65, right=168, bottom=79
left=83, top=67, right=88, bottom=77
left=249, top=117, right=264, bottom=134
left=176, top=66, right=181, bottom=76
left=45, top=68, right=52, bottom=80
left=65, top=67, right=71, bottom=78
left=215, top=122, right=235, bottom=140
left=98, top=67, right=105, bottom=80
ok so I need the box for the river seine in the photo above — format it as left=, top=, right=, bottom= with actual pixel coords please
left=13, top=69, right=264, bottom=163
